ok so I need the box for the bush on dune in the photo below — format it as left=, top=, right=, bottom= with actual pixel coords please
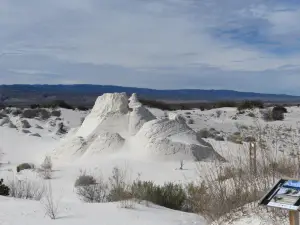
left=17, top=163, right=35, bottom=173
left=0, top=179, right=10, bottom=196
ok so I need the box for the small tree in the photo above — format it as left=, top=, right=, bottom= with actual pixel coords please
left=41, top=156, right=52, bottom=171
left=41, top=181, right=59, bottom=220
left=179, top=160, right=184, bottom=170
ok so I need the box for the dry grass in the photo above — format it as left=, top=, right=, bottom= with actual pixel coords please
left=8, top=177, right=45, bottom=200
left=191, top=121, right=298, bottom=224
left=41, top=181, right=60, bottom=219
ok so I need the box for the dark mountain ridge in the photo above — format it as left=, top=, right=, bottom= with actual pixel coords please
left=0, top=84, right=299, bottom=107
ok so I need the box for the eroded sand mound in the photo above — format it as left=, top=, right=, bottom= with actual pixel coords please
left=52, top=93, right=223, bottom=162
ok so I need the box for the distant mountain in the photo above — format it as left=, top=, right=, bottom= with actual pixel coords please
left=0, top=84, right=300, bottom=107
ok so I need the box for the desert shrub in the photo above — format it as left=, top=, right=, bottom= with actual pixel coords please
left=227, top=133, right=243, bottom=144
left=216, top=110, right=222, bottom=118
left=8, top=178, right=45, bottom=200
left=11, top=109, right=22, bottom=116
left=21, top=119, right=31, bottom=128
left=77, top=106, right=89, bottom=111
left=75, top=172, right=106, bottom=203
left=0, top=112, right=7, bottom=119
left=41, top=156, right=52, bottom=171
left=131, top=180, right=186, bottom=210
left=3, top=108, right=12, bottom=114
left=197, top=128, right=220, bottom=139
left=39, top=109, right=51, bottom=120
left=273, top=105, right=287, bottom=113
left=243, top=136, right=256, bottom=142
left=57, top=122, right=68, bottom=135
left=0, top=117, right=10, bottom=126
left=247, top=112, right=256, bottom=118
left=35, top=124, right=43, bottom=129
left=8, top=122, right=17, bottom=129
left=30, top=104, right=40, bottom=109
left=261, top=107, right=286, bottom=121
left=197, top=128, right=210, bottom=138
left=51, top=110, right=61, bottom=117
left=187, top=119, right=194, bottom=124
left=272, top=106, right=286, bottom=121
left=37, top=156, right=53, bottom=180
left=21, top=109, right=39, bottom=118
left=261, top=109, right=273, bottom=121
left=107, top=167, right=131, bottom=202
left=0, top=179, right=10, bottom=196
left=214, top=135, right=225, bottom=141
left=42, top=100, right=74, bottom=110
left=38, top=168, right=52, bottom=180
left=75, top=171, right=110, bottom=203
left=74, top=173, right=97, bottom=187
left=17, top=163, right=35, bottom=173
left=237, top=100, right=264, bottom=111
left=150, top=182, right=186, bottom=210
left=41, top=181, right=59, bottom=220
left=215, top=101, right=238, bottom=108
left=76, top=182, right=108, bottom=203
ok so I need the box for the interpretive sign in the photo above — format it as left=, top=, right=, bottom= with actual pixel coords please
left=260, top=178, right=300, bottom=211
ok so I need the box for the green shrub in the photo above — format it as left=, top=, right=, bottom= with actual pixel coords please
left=272, top=106, right=287, bottom=121
left=12, top=109, right=22, bottom=116
left=77, top=106, right=89, bottom=111
left=197, top=129, right=210, bottom=138
left=131, top=181, right=186, bottom=210
left=75, top=174, right=97, bottom=187
left=51, top=110, right=61, bottom=117
left=215, top=101, right=238, bottom=108
left=30, top=104, right=40, bottom=109
left=237, top=100, right=264, bottom=111
left=261, top=109, right=273, bottom=121
left=39, top=109, right=51, bottom=120
left=42, top=100, right=74, bottom=110
left=0, top=179, right=10, bottom=196
left=107, top=167, right=130, bottom=202
left=262, top=107, right=286, bottom=121
left=17, top=163, right=34, bottom=173
left=21, top=109, right=39, bottom=118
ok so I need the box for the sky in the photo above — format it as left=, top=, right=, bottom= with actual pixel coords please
left=0, top=0, right=300, bottom=94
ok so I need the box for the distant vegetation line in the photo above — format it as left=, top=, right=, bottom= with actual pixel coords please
left=1, top=84, right=300, bottom=105
left=0, top=98, right=296, bottom=112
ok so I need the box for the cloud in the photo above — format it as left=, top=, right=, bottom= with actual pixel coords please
left=0, top=0, right=300, bottom=94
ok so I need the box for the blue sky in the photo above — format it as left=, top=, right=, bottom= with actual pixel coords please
left=1, top=0, right=300, bottom=94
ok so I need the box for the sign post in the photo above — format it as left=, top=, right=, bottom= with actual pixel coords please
left=290, top=211, right=300, bottom=225
left=249, top=142, right=257, bottom=176
left=260, top=178, right=300, bottom=225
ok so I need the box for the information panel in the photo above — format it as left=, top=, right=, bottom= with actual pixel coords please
left=260, top=179, right=300, bottom=211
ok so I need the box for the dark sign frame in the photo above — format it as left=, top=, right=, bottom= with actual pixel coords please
left=259, top=178, right=300, bottom=211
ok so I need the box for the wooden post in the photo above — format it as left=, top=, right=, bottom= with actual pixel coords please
left=289, top=211, right=300, bottom=225
left=249, top=142, right=257, bottom=176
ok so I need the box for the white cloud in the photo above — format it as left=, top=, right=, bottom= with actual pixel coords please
left=0, top=0, right=300, bottom=93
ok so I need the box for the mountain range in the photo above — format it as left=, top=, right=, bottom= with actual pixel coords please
left=0, top=84, right=299, bottom=107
